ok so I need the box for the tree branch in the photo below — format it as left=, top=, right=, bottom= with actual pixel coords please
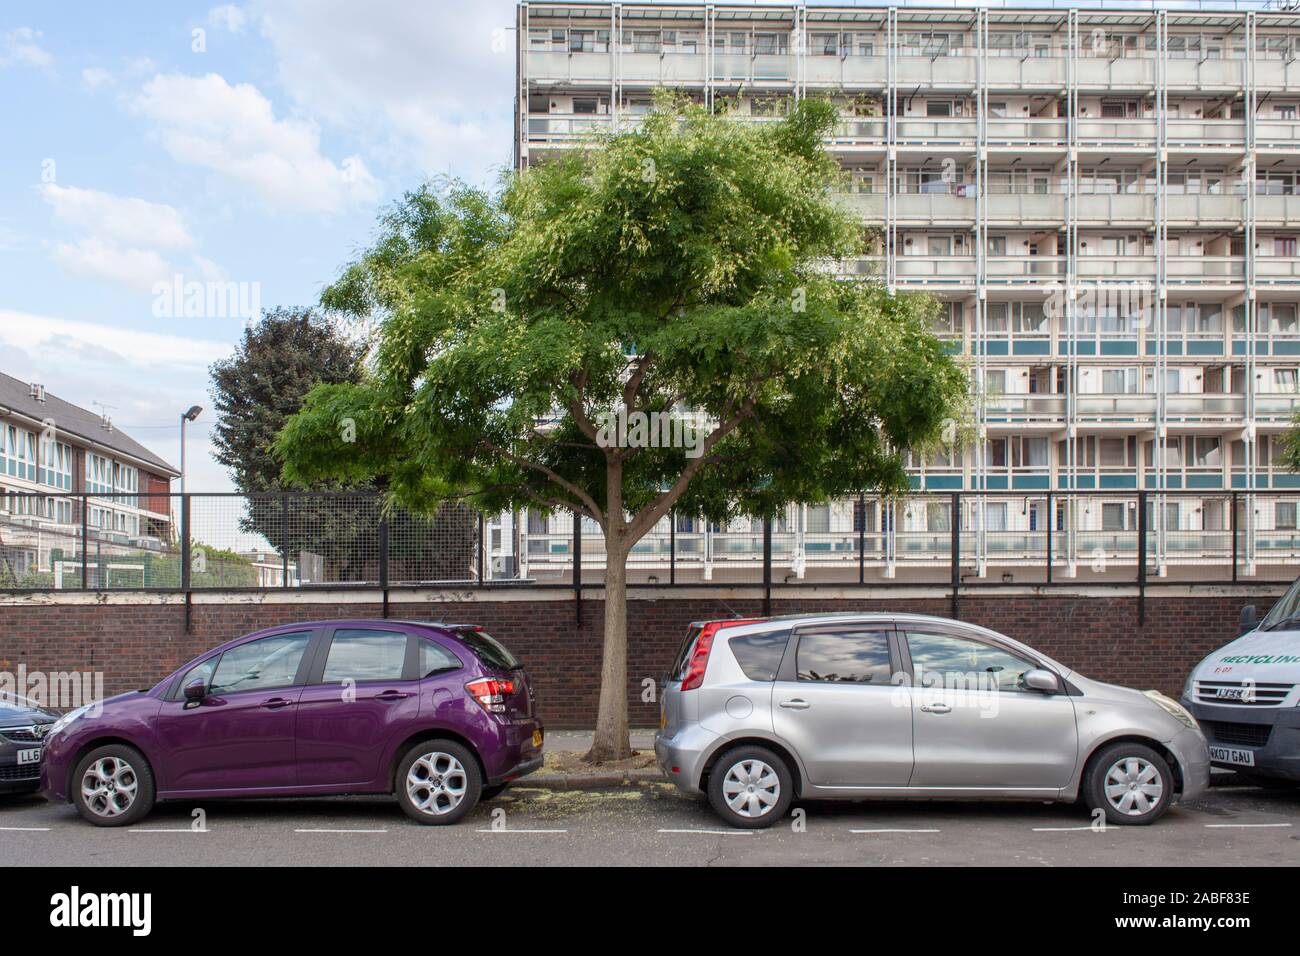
left=479, top=438, right=606, bottom=526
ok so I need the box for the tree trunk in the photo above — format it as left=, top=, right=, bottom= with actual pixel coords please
left=585, top=546, right=633, bottom=762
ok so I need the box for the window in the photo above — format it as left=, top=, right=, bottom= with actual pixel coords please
left=176, top=656, right=219, bottom=696
left=984, top=502, right=1008, bottom=531
left=905, top=631, right=1039, bottom=693
left=795, top=630, right=891, bottom=684
left=1192, top=436, right=1222, bottom=468
left=210, top=631, right=312, bottom=695
left=1102, top=502, right=1129, bottom=531
left=322, top=629, right=409, bottom=683
left=418, top=639, right=462, bottom=678
left=1276, top=237, right=1298, bottom=257
left=1277, top=502, right=1298, bottom=531
left=985, top=369, right=1007, bottom=394
left=926, top=501, right=952, bottom=532
left=806, top=505, right=830, bottom=534
left=457, top=629, right=521, bottom=671
left=729, top=630, right=791, bottom=682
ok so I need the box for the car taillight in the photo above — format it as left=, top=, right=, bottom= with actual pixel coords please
left=466, top=677, right=515, bottom=714
left=679, top=619, right=764, bottom=692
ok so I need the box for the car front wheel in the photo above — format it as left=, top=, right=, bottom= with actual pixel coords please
left=1084, top=742, right=1174, bottom=826
left=396, top=740, right=482, bottom=825
left=72, top=744, right=156, bottom=827
left=707, top=745, right=793, bottom=829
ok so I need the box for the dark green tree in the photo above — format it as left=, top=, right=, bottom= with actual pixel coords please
left=276, top=98, right=968, bottom=760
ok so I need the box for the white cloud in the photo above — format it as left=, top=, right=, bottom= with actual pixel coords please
left=1, top=27, right=52, bottom=69
left=0, top=310, right=231, bottom=371
left=40, top=184, right=193, bottom=250
left=250, top=0, right=516, bottom=182
left=81, top=67, right=113, bottom=91
left=208, top=4, right=249, bottom=33
left=49, top=238, right=171, bottom=291
left=132, top=72, right=381, bottom=212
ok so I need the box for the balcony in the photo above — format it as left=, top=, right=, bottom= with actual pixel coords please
left=1076, top=119, right=1158, bottom=148
left=1255, top=119, right=1300, bottom=150
left=985, top=256, right=1065, bottom=283
left=833, top=192, right=885, bottom=221
left=1255, top=258, right=1300, bottom=286
left=985, top=117, right=1067, bottom=147
left=526, top=50, right=616, bottom=84
left=985, top=192, right=1067, bottom=225
left=1165, top=118, right=1246, bottom=149
left=1254, top=58, right=1300, bottom=92
left=894, top=192, right=977, bottom=223
left=620, top=51, right=707, bottom=85
left=711, top=53, right=793, bottom=84
left=894, top=255, right=976, bottom=284
left=1075, top=55, right=1155, bottom=90
left=894, top=54, right=977, bottom=89
left=1165, top=58, right=1246, bottom=92
left=1165, top=193, right=1244, bottom=225
left=895, top=117, right=977, bottom=147
left=1166, top=256, right=1244, bottom=285
left=1255, top=394, right=1300, bottom=425
left=1255, top=195, right=1300, bottom=228
left=1075, top=395, right=1157, bottom=424
left=1075, top=255, right=1157, bottom=281
left=1165, top=394, right=1246, bottom=424
left=1075, top=193, right=1155, bottom=225
left=983, top=394, right=1066, bottom=425
left=525, top=113, right=609, bottom=147
left=830, top=118, right=887, bottom=147
left=804, top=55, right=886, bottom=87
left=985, top=56, right=1066, bottom=91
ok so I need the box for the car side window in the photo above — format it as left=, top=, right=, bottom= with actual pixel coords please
left=795, top=630, right=892, bottom=684
left=209, top=631, right=313, bottom=695
left=176, top=657, right=218, bottom=697
left=418, top=639, right=462, bottom=678
left=321, top=629, right=409, bottom=683
left=728, top=630, right=791, bottom=681
left=904, top=630, right=1037, bottom=694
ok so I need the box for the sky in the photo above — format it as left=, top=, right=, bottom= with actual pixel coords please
left=0, top=0, right=519, bottom=493
left=0, top=0, right=1278, bottom=493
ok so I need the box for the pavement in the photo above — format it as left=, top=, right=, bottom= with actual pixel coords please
left=3, top=779, right=1297, bottom=867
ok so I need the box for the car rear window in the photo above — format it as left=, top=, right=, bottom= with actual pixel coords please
left=728, top=630, right=791, bottom=682
left=456, top=629, right=520, bottom=671
left=669, top=625, right=703, bottom=682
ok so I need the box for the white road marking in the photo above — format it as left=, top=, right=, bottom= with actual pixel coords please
left=657, top=828, right=754, bottom=836
left=129, top=828, right=209, bottom=833
left=1032, top=826, right=1097, bottom=832
left=0, top=826, right=51, bottom=832
left=1204, top=822, right=1293, bottom=829
left=850, top=828, right=942, bottom=834
left=294, top=828, right=389, bottom=834
left=475, top=828, right=568, bottom=834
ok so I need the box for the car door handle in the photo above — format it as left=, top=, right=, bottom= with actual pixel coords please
left=779, top=699, right=810, bottom=710
left=376, top=691, right=409, bottom=702
left=261, top=697, right=294, bottom=710
left=920, top=703, right=952, bottom=714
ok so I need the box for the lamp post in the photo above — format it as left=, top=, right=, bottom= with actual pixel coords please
left=180, top=405, right=203, bottom=495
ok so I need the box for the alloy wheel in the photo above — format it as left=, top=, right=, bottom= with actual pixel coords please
left=406, top=751, right=469, bottom=816
left=80, top=756, right=139, bottom=819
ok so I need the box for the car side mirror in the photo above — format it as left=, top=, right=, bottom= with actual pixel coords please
left=1239, top=604, right=1257, bottom=635
left=1022, top=668, right=1059, bottom=693
left=183, top=678, right=208, bottom=703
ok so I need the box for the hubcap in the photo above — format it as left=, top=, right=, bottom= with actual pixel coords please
left=80, top=756, right=139, bottom=818
left=406, top=752, right=468, bottom=816
left=1103, top=756, right=1164, bottom=817
left=721, top=758, right=780, bottom=819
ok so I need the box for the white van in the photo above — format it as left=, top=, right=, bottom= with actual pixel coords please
left=1181, top=584, right=1300, bottom=786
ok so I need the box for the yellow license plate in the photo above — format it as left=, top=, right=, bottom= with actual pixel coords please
left=532, top=729, right=543, bottom=748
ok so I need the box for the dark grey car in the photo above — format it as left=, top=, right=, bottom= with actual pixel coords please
left=0, top=694, right=58, bottom=795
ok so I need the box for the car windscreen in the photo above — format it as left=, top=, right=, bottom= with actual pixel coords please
left=457, top=629, right=521, bottom=671
left=669, top=625, right=702, bottom=682
left=1260, top=576, right=1300, bottom=630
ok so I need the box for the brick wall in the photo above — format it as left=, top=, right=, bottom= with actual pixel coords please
left=0, top=587, right=1281, bottom=728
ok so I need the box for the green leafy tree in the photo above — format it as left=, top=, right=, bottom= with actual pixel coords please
left=277, top=98, right=968, bottom=761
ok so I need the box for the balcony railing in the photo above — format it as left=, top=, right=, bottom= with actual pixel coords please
left=1255, top=258, right=1300, bottom=285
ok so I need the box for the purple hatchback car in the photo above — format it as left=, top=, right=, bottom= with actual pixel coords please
left=39, top=619, right=544, bottom=827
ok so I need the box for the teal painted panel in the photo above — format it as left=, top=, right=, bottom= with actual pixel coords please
left=1100, top=340, right=1139, bottom=356
left=924, top=474, right=964, bottom=490
left=1274, top=473, right=1300, bottom=489
left=1012, top=473, right=1051, bottom=490
left=1073, top=474, right=1097, bottom=489
left=1012, top=339, right=1051, bottom=356
left=1186, top=473, right=1224, bottom=489
left=1099, top=473, right=1138, bottom=489
left=984, top=474, right=1009, bottom=490
left=1164, top=474, right=1183, bottom=489
left=1274, top=340, right=1300, bottom=356
left=908, top=475, right=922, bottom=490
left=982, top=340, right=1010, bottom=356
left=1188, top=340, right=1225, bottom=356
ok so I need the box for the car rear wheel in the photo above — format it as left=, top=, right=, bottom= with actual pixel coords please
left=1084, top=742, right=1174, bottom=826
left=396, top=740, right=481, bottom=825
left=72, top=744, right=155, bottom=827
left=707, top=745, right=793, bottom=829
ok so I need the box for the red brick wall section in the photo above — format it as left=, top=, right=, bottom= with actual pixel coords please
left=0, top=592, right=1278, bottom=729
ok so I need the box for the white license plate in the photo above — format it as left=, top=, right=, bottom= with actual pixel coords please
left=1209, top=746, right=1255, bottom=767
left=16, top=748, right=41, bottom=766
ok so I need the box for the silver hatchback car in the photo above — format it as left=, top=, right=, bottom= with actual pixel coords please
left=655, top=613, right=1209, bottom=829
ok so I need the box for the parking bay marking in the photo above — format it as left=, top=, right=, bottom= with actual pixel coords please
left=0, top=826, right=51, bottom=832
left=850, top=828, right=942, bottom=834
left=294, top=828, right=389, bottom=834
left=476, top=828, right=568, bottom=834
left=1204, top=823, right=1293, bottom=829
left=129, top=828, right=209, bottom=833
left=658, top=828, right=755, bottom=836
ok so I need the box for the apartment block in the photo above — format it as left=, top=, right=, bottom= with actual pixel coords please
left=509, top=1, right=1300, bottom=585
left=0, top=373, right=178, bottom=586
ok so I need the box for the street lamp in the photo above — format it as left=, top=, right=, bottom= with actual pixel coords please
left=180, top=405, right=203, bottom=496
